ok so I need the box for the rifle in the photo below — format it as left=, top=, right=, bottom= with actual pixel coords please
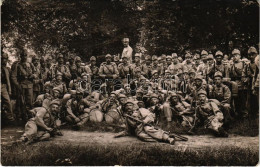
left=124, top=114, right=188, bottom=141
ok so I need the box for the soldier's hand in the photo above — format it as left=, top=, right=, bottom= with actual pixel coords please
left=46, top=127, right=53, bottom=132
left=75, top=117, right=81, bottom=123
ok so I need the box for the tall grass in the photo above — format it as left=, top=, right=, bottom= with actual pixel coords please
left=1, top=142, right=258, bottom=166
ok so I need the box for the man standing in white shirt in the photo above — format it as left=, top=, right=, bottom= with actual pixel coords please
left=122, top=38, right=133, bottom=64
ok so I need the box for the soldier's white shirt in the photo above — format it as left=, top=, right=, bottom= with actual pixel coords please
left=122, top=45, right=133, bottom=63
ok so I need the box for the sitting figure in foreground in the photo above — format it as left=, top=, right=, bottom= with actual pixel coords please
left=20, top=99, right=63, bottom=144
left=114, top=99, right=176, bottom=145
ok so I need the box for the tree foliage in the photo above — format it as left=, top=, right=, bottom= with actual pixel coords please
left=2, top=0, right=259, bottom=62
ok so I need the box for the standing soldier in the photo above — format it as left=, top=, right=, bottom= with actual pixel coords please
left=168, top=53, right=185, bottom=75
left=193, top=53, right=201, bottom=71
left=122, top=38, right=133, bottom=63
left=141, top=55, right=152, bottom=79
left=209, top=72, right=232, bottom=126
left=132, top=53, right=142, bottom=69
left=88, top=56, right=99, bottom=79
left=214, top=51, right=230, bottom=78
left=2, top=53, right=15, bottom=124
left=229, top=49, right=247, bottom=118
left=75, top=56, right=92, bottom=83
left=99, top=54, right=119, bottom=94
left=31, top=55, right=43, bottom=101
left=118, top=56, right=134, bottom=84
left=42, top=56, right=53, bottom=82
left=66, top=55, right=77, bottom=80
left=11, top=51, right=35, bottom=121
left=50, top=54, right=71, bottom=86
left=151, top=55, right=163, bottom=75
left=197, top=50, right=209, bottom=75
left=165, top=55, right=172, bottom=68
left=182, top=53, right=194, bottom=72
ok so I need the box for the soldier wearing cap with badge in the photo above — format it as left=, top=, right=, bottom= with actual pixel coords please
left=11, top=51, right=35, bottom=121
left=189, top=89, right=228, bottom=137
left=148, top=93, right=163, bottom=124
left=229, top=49, right=248, bottom=118
left=183, top=53, right=194, bottom=72
left=132, top=53, right=142, bottom=69
left=141, top=55, right=152, bottom=78
left=168, top=53, right=185, bottom=75
left=214, top=50, right=230, bottom=78
left=151, top=55, right=163, bottom=75
left=165, top=55, right=173, bottom=67
left=197, top=50, right=209, bottom=75
left=114, top=99, right=175, bottom=145
left=20, top=99, right=62, bottom=144
left=50, top=53, right=71, bottom=84
left=118, top=55, right=134, bottom=84
left=74, top=56, right=92, bottom=82
left=99, top=54, right=119, bottom=80
left=209, top=71, right=232, bottom=126
left=2, top=53, right=15, bottom=124
left=88, top=56, right=99, bottom=79
left=122, top=37, right=133, bottom=63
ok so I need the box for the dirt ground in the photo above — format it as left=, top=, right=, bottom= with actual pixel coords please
left=1, top=126, right=259, bottom=151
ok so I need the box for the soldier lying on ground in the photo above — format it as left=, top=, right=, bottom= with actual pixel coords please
left=19, top=99, right=62, bottom=144
left=114, top=99, right=175, bottom=145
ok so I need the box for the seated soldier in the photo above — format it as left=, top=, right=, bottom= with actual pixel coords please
left=34, top=82, right=53, bottom=108
left=19, top=99, right=62, bottom=144
left=189, top=90, right=228, bottom=137
left=65, top=90, right=89, bottom=128
left=148, top=93, right=163, bottom=125
left=163, top=92, right=194, bottom=127
left=114, top=99, right=175, bottom=145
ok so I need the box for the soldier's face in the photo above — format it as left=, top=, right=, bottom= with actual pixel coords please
left=171, top=96, right=179, bottom=104
left=21, top=56, right=28, bottom=62
left=208, top=59, right=214, bottom=65
left=233, top=54, right=240, bottom=62
left=189, top=73, right=195, bottom=80
left=214, top=77, right=222, bottom=86
left=76, top=61, right=81, bottom=67
left=173, top=57, right=178, bottom=64
left=150, top=98, right=159, bottom=105
left=216, top=56, right=222, bottom=63
left=58, top=58, right=64, bottom=64
left=123, top=58, right=128, bottom=63
left=119, top=97, right=127, bottom=104
left=199, top=94, right=207, bottom=104
left=166, top=59, right=172, bottom=64
left=123, top=41, right=129, bottom=47
left=185, top=57, right=191, bottom=63
left=201, top=55, right=207, bottom=63
left=91, top=60, right=96, bottom=65
left=153, top=60, right=158, bottom=65
left=146, top=60, right=151, bottom=65
left=249, top=53, right=257, bottom=61
left=56, top=75, right=62, bottom=82
left=50, top=104, right=60, bottom=113
left=135, top=57, right=140, bottom=63
left=125, top=103, right=134, bottom=113
left=33, top=59, right=39, bottom=66
left=195, top=79, right=202, bottom=87
left=106, top=57, right=112, bottom=63
left=53, top=91, right=60, bottom=98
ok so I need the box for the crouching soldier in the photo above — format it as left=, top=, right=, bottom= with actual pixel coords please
left=19, top=99, right=62, bottom=144
left=65, top=90, right=89, bottom=128
left=189, top=90, right=228, bottom=137
left=114, top=100, right=175, bottom=145
left=163, top=92, right=194, bottom=127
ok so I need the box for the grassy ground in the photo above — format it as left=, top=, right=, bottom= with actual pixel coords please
left=1, top=141, right=258, bottom=166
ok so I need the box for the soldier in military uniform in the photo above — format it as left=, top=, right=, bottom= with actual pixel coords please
left=74, top=56, right=92, bottom=83
left=229, top=49, right=247, bottom=118
left=114, top=100, right=175, bottom=145
left=182, top=53, right=195, bottom=72
left=88, top=56, right=99, bottom=79
left=197, top=50, right=209, bottom=75
left=209, top=72, right=232, bottom=126
left=65, top=90, right=89, bottom=128
left=189, top=90, right=228, bottom=137
left=141, top=55, right=152, bottom=79
left=168, top=53, right=185, bottom=75
left=118, top=56, right=134, bottom=85
left=11, top=51, right=35, bottom=120
left=122, top=38, right=133, bottom=63
left=148, top=93, right=163, bottom=125
left=2, top=53, right=15, bottom=124
left=151, top=55, right=163, bottom=75
left=20, top=99, right=62, bottom=144
left=31, top=55, right=44, bottom=101
left=132, top=53, right=142, bottom=69
left=99, top=54, right=119, bottom=94
left=66, top=54, right=77, bottom=80
left=214, top=51, right=230, bottom=78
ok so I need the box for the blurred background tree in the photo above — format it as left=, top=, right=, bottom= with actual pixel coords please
left=2, top=0, right=259, bottom=65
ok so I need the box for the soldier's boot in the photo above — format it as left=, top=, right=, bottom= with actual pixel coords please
left=162, top=133, right=175, bottom=145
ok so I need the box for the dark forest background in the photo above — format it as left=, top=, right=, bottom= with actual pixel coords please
left=2, top=0, right=259, bottom=62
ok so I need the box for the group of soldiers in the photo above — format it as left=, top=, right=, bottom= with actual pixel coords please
left=1, top=38, right=259, bottom=144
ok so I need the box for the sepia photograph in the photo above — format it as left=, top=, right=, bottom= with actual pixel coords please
left=1, top=0, right=259, bottom=166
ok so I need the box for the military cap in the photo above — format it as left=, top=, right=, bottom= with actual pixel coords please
left=185, top=53, right=192, bottom=58
left=90, top=56, right=96, bottom=61
left=248, top=47, right=258, bottom=54
left=150, top=93, right=159, bottom=99
left=201, top=50, right=208, bottom=56
left=172, top=53, right=178, bottom=58
left=197, top=89, right=207, bottom=96
left=75, top=56, right=82, bottom=62
left=110, top=91, right=117, bottom=95
left=165, top=70, right=171, bottom=74
left=161, top=54, right=166, bottom=59
left=232, top=49, right=240, bottom=55
left=183, top=69, right=189, bottom=74
left=32, top=55, right=40, bottom=61
left=194, top=74, right=203, bottom=81
left=170, top=92, right=178, bottom=97
left=188, top=69, right=196, bottom=74
left=105, top=54, right=112, bottom=58
left=193, top=53, right=200, bottom=59
left=57, top=54, right=64, bottom=59
left=70, top=90, right=77, bottom=95
left=215, top=51, right=223, bottom=57
left=56, top=72, right=63, bottom=77
left=135, top=53, right=141, bottom=58
left=81, top=72, right=88, bottom=77
left=122, top=38, right=130, bottom=42
left=124, top=99, right=135, bottom=106
left=152, top=55, right=158, bottom=61
left=122, top=55, right=129, bottom=59
left=50, top=99, right=60, bottom=106
left=43, top=81, right=51, bottom=88
left=157, top=57, right=162, bottom=61
left=114, top=55, right=120, bottom=61
left=2, top=53, right=8, bottom=59
left=166, top=55, right=172, bottom=59
left=178, top=57, right=183, bottom=62
left=214, top=71, right=223, bottom=78
left=46, top=56, right=53, bottom=60
left=118, top=94, right=127, bottom=98
left=207, top=54, right=214, bottom=60
left=145, top=55, right=152, bottom=60
left=151, top=70, right=158, bottom=76
left=135, top=67, right=141, bottom=72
